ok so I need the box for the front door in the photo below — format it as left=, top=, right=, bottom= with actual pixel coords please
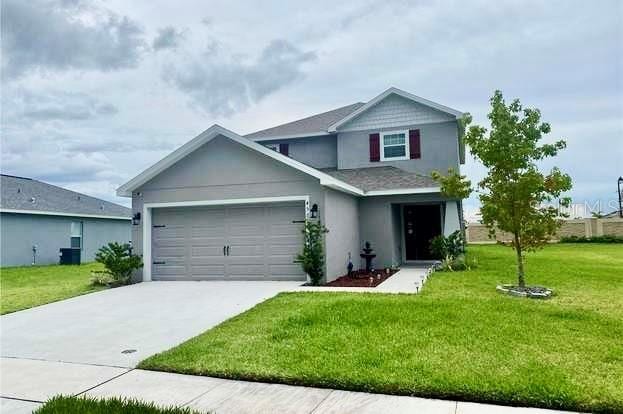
left=404, top=204, right=442, bottom=260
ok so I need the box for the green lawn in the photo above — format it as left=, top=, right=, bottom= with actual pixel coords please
left=1, top=262, right=105, bottom=314
left=140, top=244, right=623, bottom=413
left=34, top=396, right=198, bottom=414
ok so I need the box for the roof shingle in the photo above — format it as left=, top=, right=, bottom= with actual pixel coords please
left=1, top=174, right=131, bottom=218
left=320, top=166, right=438, bottom=192
left=245, top=102, right=365, bottom=140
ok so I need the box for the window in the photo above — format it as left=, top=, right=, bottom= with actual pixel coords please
left=265, top=144, right=280, bottom=152
left=381, top=130, right=409, bottom=161
left=71, top=221, right=83, bottom=249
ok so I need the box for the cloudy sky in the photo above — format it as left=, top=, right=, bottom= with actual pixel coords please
left=2, top=0, right=622, bottom=217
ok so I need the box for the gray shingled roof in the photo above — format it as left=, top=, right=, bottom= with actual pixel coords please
left=245, top=102, right=365, bottom=140
left=1, top=174, right=131, bottom=218
left=320, top=166, right=438, bottom=192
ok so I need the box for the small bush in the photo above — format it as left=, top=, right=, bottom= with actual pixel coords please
left=94, top=242, right=142, bottom=285
left=435, top=254, right=477, bottom=272
left=430, top=230, right=465, bottom=259
left=559, top=235, right=623, bottom=243
left=296, top=220, right=328, bottom=285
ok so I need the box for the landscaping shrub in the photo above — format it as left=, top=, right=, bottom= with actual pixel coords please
left=296, top=220, right=328, bottom=285
left=93, top=242, right=142, bottom=286
left=429, top=230, right=464, bottom=259
left=34, top=395, right=198, bottom=414
left=559, top=235, right=623, bottom=243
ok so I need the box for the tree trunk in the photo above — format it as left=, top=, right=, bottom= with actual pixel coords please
left=514, top=233, right=526, bottom=288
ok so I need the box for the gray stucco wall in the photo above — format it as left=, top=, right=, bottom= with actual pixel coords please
left=322, top=188, right=359, bottom=282
left=337, top=121, right=460, bottom=175
left=1, top=213, right=130, bottom=267
left=259, top=135, right=337, bottom=169
left=358, top=194, right=458, bottom=268
left=132, top=135, right=325, bottom=279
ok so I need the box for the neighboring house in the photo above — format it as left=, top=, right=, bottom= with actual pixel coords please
left=1, top=174, right=131, bottom=266
left=118, top=87, right=465, bottom=283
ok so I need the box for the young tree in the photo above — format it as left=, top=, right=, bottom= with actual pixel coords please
left=435, top=91, right=572, bottom=288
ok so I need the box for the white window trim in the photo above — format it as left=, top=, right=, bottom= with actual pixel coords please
left=380, top=129, right=410, bottom=161
left=70, top=221, right=83, bottom=250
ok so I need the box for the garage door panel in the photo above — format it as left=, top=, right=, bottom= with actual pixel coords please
left=190, top=265, right=226, bottom=278
left=228, top=264, right=266, bottom=276
left=269, top=234, right=301, bottom=245
left=155, top=246, right=186, bottom=258
left=191, top=225, right=226, bottom=238
left=152, top=202, right=305, bottom=281
left=269, top=264, right=303, bottom=275
left=154, top=224, right=185, bottom=237
left=269, top=244, right=300, bottom=256
left=228, top=244, right=265, bottom=256
left=153, top=264, right=186, bottom=276
left=191, top=246, right=226, bottom=258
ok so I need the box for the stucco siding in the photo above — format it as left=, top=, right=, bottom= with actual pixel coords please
left=337, top=121, right=460, bottom=175
left=323, top=188, right=359, bottom=282
left=339, top=94, right=455, bottom=132
left=1, top=213, right=130, bottom=266
left=132, top=135, right=325, bottom=279
left=259, top=135, right=337, bottom=169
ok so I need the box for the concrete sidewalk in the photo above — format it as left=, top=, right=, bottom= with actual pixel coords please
left=0, top=357, right=577, bottom=414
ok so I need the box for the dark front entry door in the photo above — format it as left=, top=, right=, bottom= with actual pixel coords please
left=404, top=205, right=442, bottom=260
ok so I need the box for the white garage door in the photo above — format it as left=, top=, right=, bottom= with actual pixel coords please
left=151, top=202, right=306, bottom=281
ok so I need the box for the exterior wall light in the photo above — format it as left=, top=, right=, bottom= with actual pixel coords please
left=132, top=212, right=141, bottom=226
left=310, top=203, right=319, bottom=219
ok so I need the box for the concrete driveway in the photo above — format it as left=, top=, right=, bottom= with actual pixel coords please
left=0, top=281, right=301, bottom=367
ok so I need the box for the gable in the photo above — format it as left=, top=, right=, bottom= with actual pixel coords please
left=338, top=94, right=455, bottom=132
left=139, top=136, right=316, bottom=191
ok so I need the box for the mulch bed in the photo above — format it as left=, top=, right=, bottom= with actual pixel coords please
left=319, top=268, right=399, bottom=288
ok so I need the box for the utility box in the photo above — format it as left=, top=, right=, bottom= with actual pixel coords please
left=59, top=248, right=81, bottom=265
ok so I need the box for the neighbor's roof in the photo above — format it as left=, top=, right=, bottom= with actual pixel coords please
left=321, top=166, right=439, bottom=193
left=1, top=174, right=131, bottom=219
left=245, top=102, right=365, bottom=140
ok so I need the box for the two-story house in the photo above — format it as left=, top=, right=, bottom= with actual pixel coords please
left=117, top=87, right=465, bottom=282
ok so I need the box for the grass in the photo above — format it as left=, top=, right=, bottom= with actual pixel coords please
left=34, top=396, right=199, bottom=414
left=1, top=262, right=105, bottom=314
left=140, top=244, right=623, bottom=413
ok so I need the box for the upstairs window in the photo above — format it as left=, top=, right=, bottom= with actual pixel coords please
left=70, top=221, right=83, bottom=249
left=381, top=130, right=409, bottom=161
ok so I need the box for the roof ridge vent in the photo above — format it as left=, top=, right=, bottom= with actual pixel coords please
left=30, top=197, right=36, bottom=203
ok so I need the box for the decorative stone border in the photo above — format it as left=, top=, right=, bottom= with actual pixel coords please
left=496, top=284, right=553, bottom=299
